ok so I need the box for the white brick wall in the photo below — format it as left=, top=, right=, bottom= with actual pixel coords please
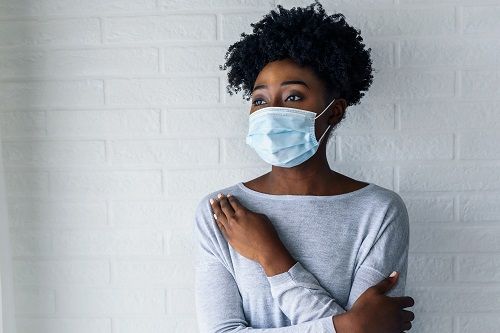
left=1, top=0, right=499, bottom=332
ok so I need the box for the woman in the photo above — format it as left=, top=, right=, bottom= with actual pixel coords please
left=193, top=1, right=415, bottom=332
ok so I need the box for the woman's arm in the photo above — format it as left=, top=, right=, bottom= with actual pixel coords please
left=193, top=198, right=342, bottom=333
left=261, top=194, right=410, bottom=325
left=346, top=195, right=410, bottom=309
left=260, top=251, right=347, bottom=324
left=207, top=193, right=349, bottom=326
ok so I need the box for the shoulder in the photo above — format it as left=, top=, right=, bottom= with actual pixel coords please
left=365, top=183, right=410, bottom=238
left=194, top=183, right=241, bottom=216
left=366, top=183, right=407, bottom=209
left=193, top=182, right=242, bottom=236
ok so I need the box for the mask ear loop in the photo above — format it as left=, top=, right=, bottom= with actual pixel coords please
left=315, top=98, right=336, bottom=144
left=314, top=98, right=336, bottom=119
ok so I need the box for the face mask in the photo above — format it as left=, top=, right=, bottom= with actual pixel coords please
left=245, top=98, right=335, bottom=168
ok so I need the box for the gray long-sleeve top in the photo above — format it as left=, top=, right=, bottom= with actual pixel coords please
left=193, top=181, right=410, bottom=333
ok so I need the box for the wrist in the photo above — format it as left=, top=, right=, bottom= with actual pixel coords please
left=259, top=246, right=296, bottom=276
left=332, top=311, right=360, bottom=333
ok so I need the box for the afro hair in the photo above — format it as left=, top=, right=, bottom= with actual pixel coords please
left=218, top=0, right=374, bottom=109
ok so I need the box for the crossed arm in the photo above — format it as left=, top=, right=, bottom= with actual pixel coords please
left=193, top=197, right=409, bottom=333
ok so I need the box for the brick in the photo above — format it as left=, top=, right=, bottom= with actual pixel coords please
left=46, top=109, right=160, bottom=136
left=0, top=80, right=103, bottom=108
left=5, top=171, right=48, bottom=196
left=113, top=260, right=193, bottom=286
left=106, top=77, right=219, bottom=105
left=335, top=102, right=395, bottom=131
left=0, top=18, right=100, bottom=46
left=221, top=13, right=268, bottom=41
left=334, top=165, right=395, bottom=190
left=457, top=254, right=500, bottom=282
left=407, top=253, right=454, bottom=284
left=111, top=199, right=196, bottom=228
left=0, top=111, right=46, bottom=137
left=2, top=140, right=105, bottom=166
left=460, top=131, right=500, bottom=159
left=165, top=228, right=196, bottom=257
left=460, top=193, right=500, bottom=222
left=463, top=6, right=500, bottom=34
left=0, top=48, right=159, bottom=77
left=163, top=45, right=227, bottom=73
left=112, top=317, right=176, bottom=333
left=342, top=7, right=455, bottom=37
left=410, top=225, right=500, bottom=252
left=0, top=0, right=156, bottom=16
left=406, top=314, right=453, bottom=333
left=458, top=314, right=500, bottom=333
left=104, top=15, right=217, bottom=43
left=7, top=200, right=107, bottom=227
left=13, top=259, right=109, bottom=285
left=462, top=70, right=500, bottom=98
left=367, top=69, right=455, bottom=100
left=49, top=170, right=162, bottom=196
left=162, top=107, right=246, bottom=137
left=14, top=288, right=55, bottom=314
left=11, top=230, right=52, bottom=256
left=110, top=138, right=218, bottom=166
left=340, top=133, right=453, bottom=161
left=407, top=286, right=500, bottom=312
left=400, top=165, right=500, bottom=191
left=15, top=318, right=111, bottom=333
left=167, top=288, right=195, bottom=314
left=56, top=287, right=165, bottom=314
left=400, top=38, right=500, bottom=67
left=400, top=101, right=500, bottom=129
left=161, top=0, right=274, bottom=9
left=403, top=196, right=454, bottom=222
left=52, top=230, right=163, bottom=255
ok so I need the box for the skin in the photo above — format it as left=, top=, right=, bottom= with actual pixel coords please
left=209, top=58, right=415, bottom=332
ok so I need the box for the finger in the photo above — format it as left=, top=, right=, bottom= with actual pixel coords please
left=216, top=218, right=228, bottom=238
left=392, top=296, right=415, bottom=308
left=401, top=321, right=412, bottom=331
left=210, top=196, right=227, bottom=228
left=219, top=194, right=236, bottom=218
left=226, top=193, right=245, bottom=213
left=372, top=271, right=398, bottom=294
left=401, top=309, right=415, bottom=322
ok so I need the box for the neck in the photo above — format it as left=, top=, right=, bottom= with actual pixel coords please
left=265, top=146, right=337, bottom=195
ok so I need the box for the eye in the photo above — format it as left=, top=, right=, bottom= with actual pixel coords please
left=286, top=94, right=302, bottom=102
left=251, top=94, right=303, bottom=106
left=252, top=98, right=265, bottom=106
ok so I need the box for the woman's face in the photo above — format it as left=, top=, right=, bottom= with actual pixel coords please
left=250, top=58, right=346, bottom=143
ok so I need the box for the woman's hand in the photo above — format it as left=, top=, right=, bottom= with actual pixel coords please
left=335, top=271, right=415, bottom=333
left=209, top=193, right=288, bottom=267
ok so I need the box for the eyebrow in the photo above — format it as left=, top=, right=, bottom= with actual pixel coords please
left=252, top=80, right=309, bottom=93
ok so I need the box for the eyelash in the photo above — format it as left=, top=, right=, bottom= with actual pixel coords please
left=252, top=94, right=302, bottom=106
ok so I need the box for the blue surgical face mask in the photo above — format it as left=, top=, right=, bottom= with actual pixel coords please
left=245, top=98, right=336, bottom=168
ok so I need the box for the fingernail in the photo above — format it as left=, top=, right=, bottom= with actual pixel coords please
left=218, top=193, right=222, bottom=198
left=227, top=194, right=232, bottom=197
left=209, top=198, right=214, bottom=204
left=389, top=271, right=397, bottom=277
left=213, top=213, right=217, bottom=220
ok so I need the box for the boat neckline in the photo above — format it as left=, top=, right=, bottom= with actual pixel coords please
left=236, top=181, right=376, bottom=200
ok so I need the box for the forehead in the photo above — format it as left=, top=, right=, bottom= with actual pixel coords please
left=254, top=58, right=321, bottom=87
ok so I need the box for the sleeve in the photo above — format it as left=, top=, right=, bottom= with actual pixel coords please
left=193, top=198, right=338, bottom=333
left=345, top=195, right=410, bottom=311
left=265, top=261, right=347, bottom=325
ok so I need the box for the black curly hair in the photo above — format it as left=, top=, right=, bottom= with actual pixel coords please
left=219, top=0, right=374, bottom=111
